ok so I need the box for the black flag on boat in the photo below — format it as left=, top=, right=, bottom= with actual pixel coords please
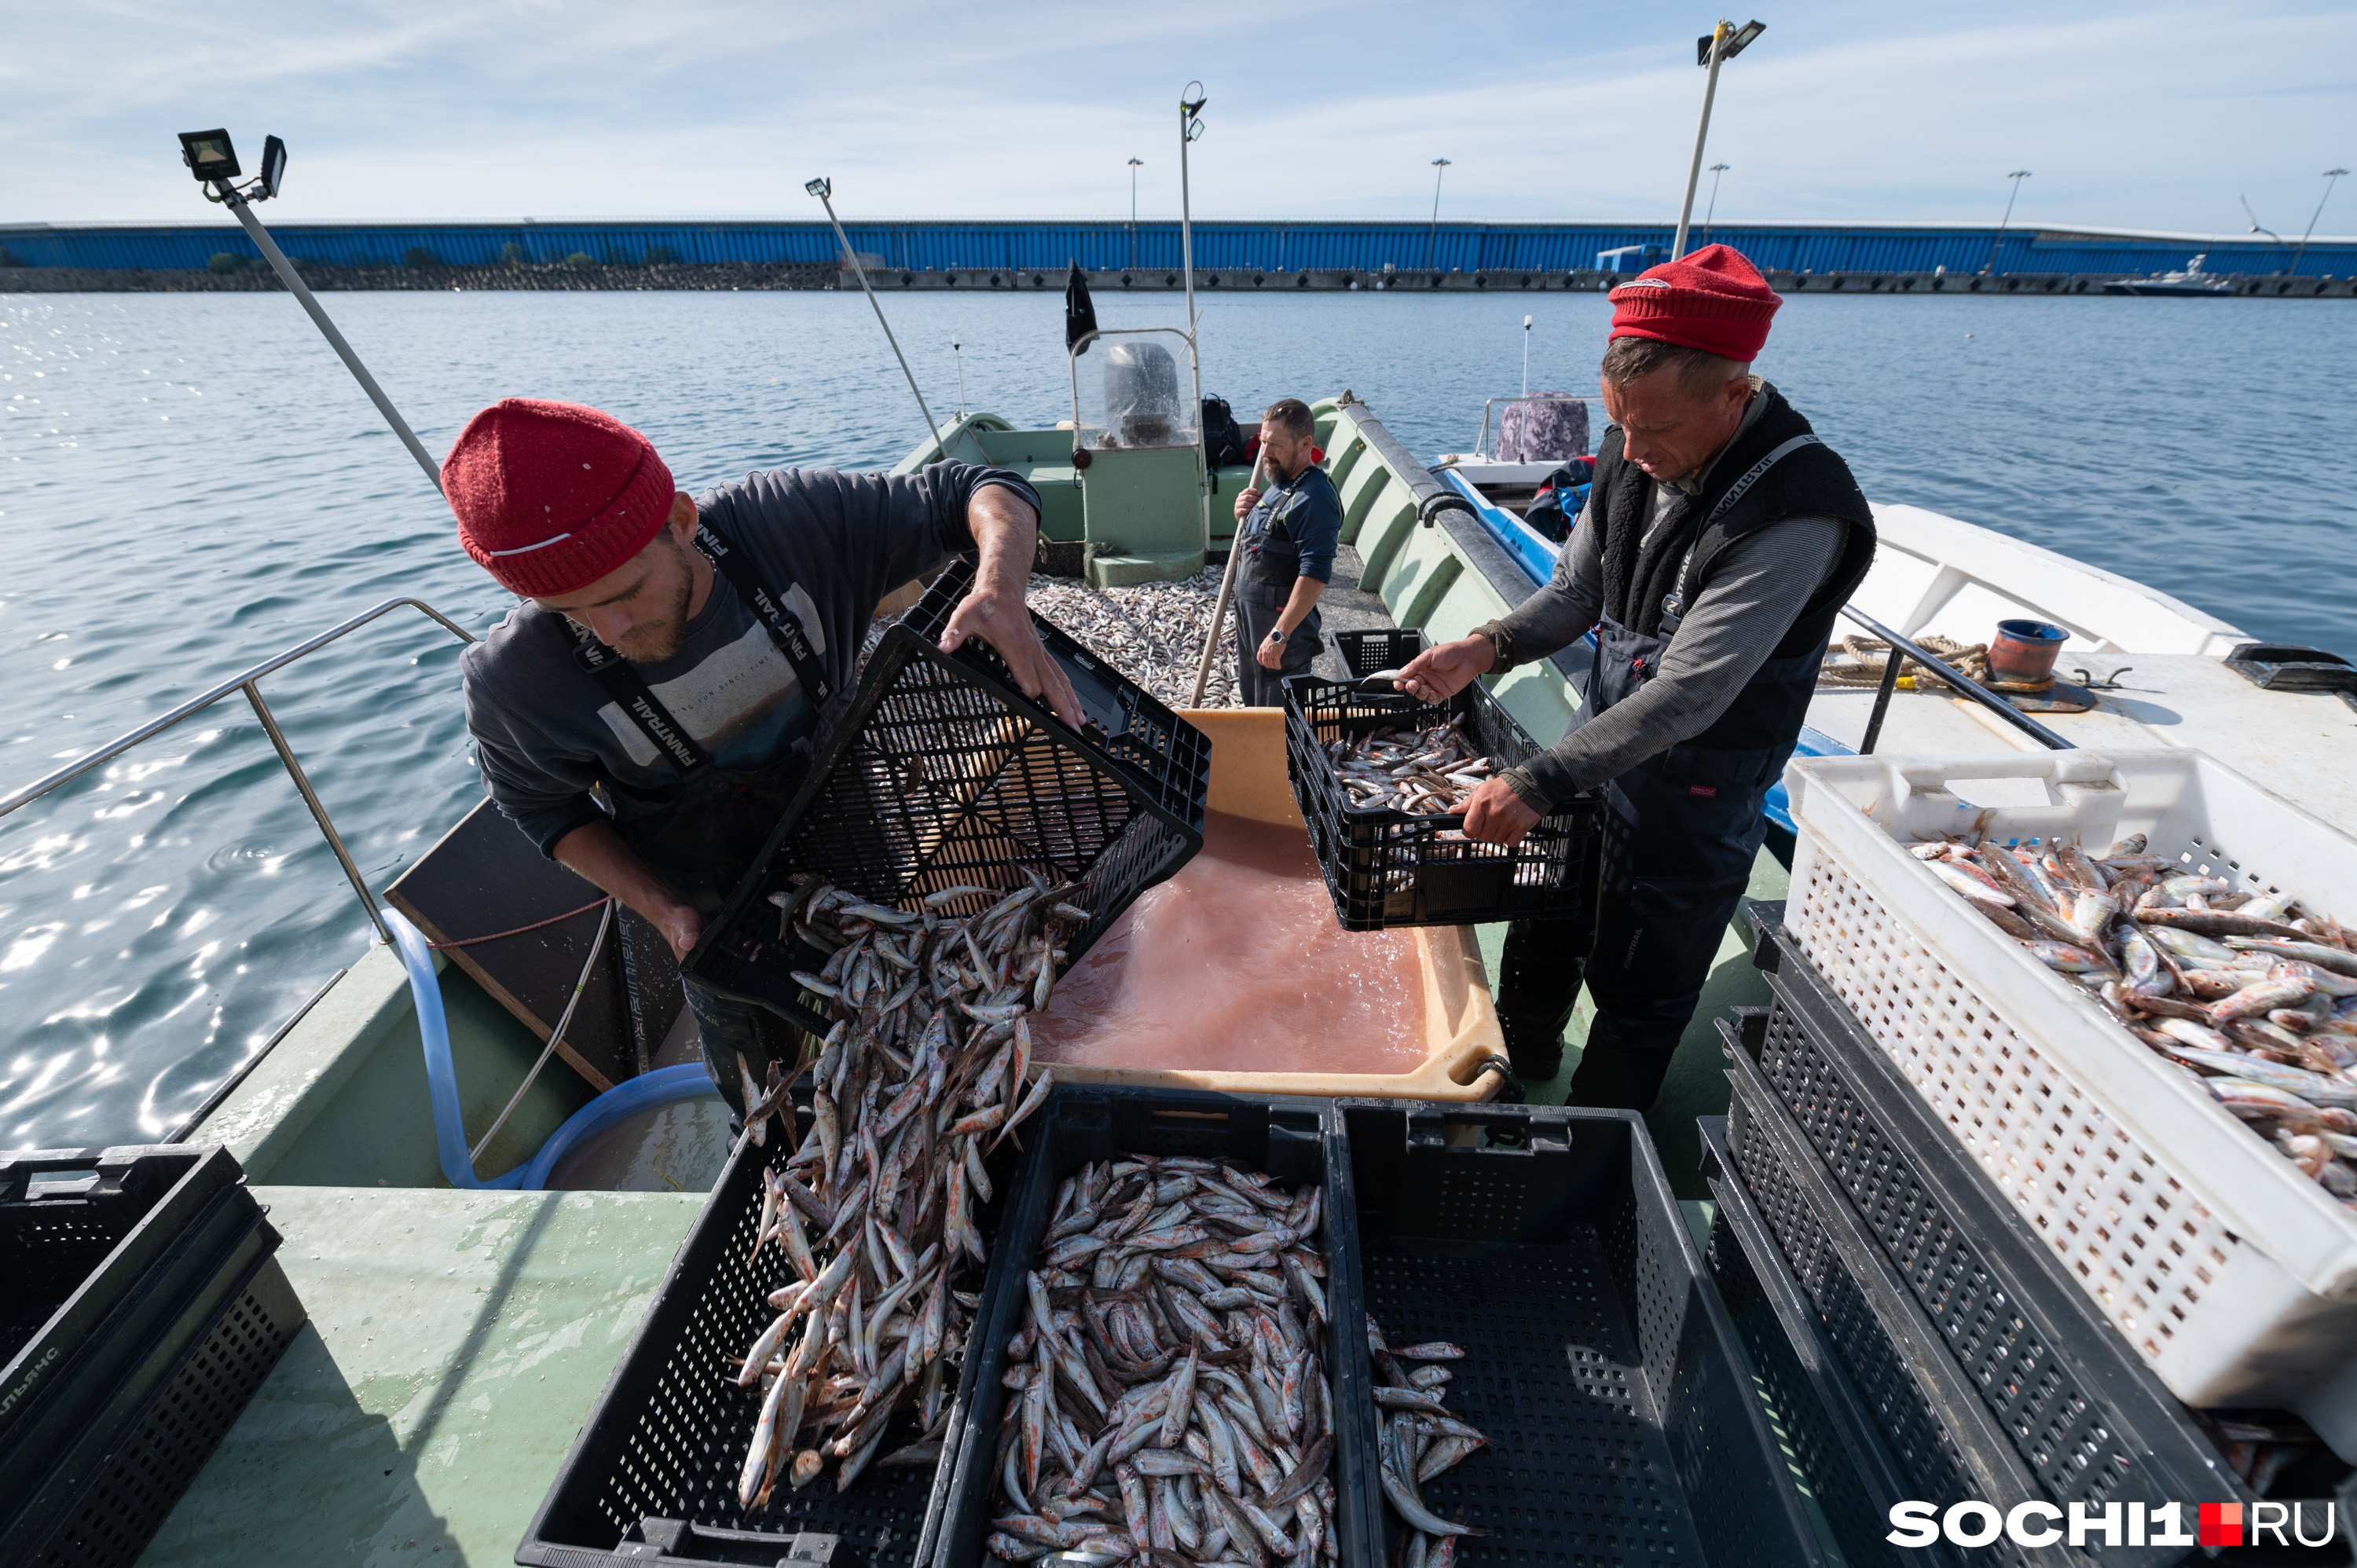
left=1065, top=262, right=1098, bottom=355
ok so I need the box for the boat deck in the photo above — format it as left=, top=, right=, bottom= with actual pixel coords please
left=139, top=1184, right=702, bottom=1566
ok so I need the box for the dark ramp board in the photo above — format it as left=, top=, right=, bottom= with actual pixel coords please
left=386, top=800, right=685, bottom=1091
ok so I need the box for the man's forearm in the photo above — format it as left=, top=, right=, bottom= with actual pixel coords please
left=968, top=484, right=1041, bottom=599
left=553, top=819, right=693, bottom=936
left=1277, top=576, right=1326, bottom=635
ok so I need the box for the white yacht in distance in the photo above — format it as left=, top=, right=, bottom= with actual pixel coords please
left=2102, top=251, right=2238, bottom=295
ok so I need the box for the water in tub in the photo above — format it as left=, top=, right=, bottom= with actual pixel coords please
left=1029, top=809, right=1430, bottom=1073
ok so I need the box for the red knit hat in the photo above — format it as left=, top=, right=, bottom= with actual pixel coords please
left=1607, top=244, right=1780, bottom=362
left=445, top=399, right=678, bottom=596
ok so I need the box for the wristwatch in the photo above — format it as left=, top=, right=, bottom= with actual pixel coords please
left=1266, top=627, right=1288, bottom=645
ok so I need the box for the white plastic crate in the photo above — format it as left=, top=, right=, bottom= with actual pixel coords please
left=1782, top=749, right=2357, bottom=1455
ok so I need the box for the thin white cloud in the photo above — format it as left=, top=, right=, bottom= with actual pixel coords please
left=2, top=0, right=2348, bottom=233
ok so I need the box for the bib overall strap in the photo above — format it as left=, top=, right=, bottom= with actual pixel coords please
left=1660, top=433, right=1824, bottom=625
left=691, top=521, right=834, bottom=705
left=573, top=638, right=712, bottom=775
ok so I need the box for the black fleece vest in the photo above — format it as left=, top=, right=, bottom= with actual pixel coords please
left=1593, top=387, right=1877, bottom=662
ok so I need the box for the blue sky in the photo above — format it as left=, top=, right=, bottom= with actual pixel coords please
left=3, top=0, right=2352, bottom=236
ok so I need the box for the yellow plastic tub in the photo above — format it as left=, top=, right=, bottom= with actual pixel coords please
left=1037, top=708, right=1506, bottom=1102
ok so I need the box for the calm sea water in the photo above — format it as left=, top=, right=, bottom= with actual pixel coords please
left=4, top=287, right=2352, bottom=1152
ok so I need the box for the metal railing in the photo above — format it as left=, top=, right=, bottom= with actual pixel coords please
left=0, top=598, right=478, bottom=943
left=1840, top=603, right=2073, bottom=755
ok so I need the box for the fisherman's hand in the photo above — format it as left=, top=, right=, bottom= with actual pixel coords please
left=1395, top=634, right=1496, bottom=703
left=1255, top=635, right=1288, bottom=671
left=940, top=586, right=1087, bottom=729
left=1233, top=486, right=1263, bottom=522
left=1461, top=775, right=1541, bottom=845
left=657, top=901, right=704, bottom=962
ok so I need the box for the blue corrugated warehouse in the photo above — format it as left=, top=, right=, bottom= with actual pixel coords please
left=2, top=218, right=2352, bottom=278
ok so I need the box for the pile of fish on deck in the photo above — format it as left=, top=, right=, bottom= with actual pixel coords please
left=1916, top=833, right=2357, bottom=1202
left=1324, top=721, right=1495, bottom=817
left=1025, top=570, right=1241, bottom=713
left=987, top=1155, right=1339, bottom=1564
left=1366, top=1318, right=1486, bottom=1565
left=726, top=875, right=1069, bottom=1507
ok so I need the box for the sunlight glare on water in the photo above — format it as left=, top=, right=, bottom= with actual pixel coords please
left=1, top=286, right=2350, bottom=1150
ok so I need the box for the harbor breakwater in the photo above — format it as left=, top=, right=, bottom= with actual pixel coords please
left=9, top=262, right=2355, bottom=297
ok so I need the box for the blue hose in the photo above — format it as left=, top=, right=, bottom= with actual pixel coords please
left=383, top=907, right=719, bottom=1191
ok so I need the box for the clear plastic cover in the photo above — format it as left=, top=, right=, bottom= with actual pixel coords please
left=1087, top=339, right=1196, bottom=449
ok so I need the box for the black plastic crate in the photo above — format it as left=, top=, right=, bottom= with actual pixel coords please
left=2, top=1145, right=251, bottom=1451
left=1282, top=676, right=1602, bottom=930
left=1714, top=1027, right=2085, bottom=1566
left=1739, top=912, right=2347, bottom=1547
left=931, top=1083, right=1368, bottom=1568
left=1336, top=1098, right=1827, bottom=1568
left=518, top=1086, right=1024, bottom=1568
left=684, top=556, right=1211, bottom=1035
left=1699, top=1119, right=1965, bottom=1568
left=1332, top=627, right=1429, bottom=680
left=2, top=1145, right=302, bottom=1568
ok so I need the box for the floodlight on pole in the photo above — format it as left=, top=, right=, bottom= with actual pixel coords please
left=1981, top=170, right=2031, bottom=275
left=2291, top=168, right=2350, bottom=277
left=1425, top=159, right=1452, bottom=271
left=175, top=127, right=440, bottom=498
left=1127, top=157, right=1143, bottom=268
left=808, top=177, right=945, bottom=457
left=1673, top=20, right=1763, bottom=259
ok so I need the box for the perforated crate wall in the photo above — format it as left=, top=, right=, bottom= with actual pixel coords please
left=1742, top=987, right=2245, bottom=1523
left=26, top=1259, right=302, bottom=1568
left=1719, top=1096, right=2002, bottom=1553
left=1787, top=844, right=2290, bottom=1396
left=1702, top=1195, right=1931, bottom=1568
left=519, top=1106, right=1023, bottom=1568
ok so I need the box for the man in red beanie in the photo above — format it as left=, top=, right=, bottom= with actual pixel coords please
left=1398, top=245, right=1877, bottom=1109
left=452, top=398, right=1079, bottom=1112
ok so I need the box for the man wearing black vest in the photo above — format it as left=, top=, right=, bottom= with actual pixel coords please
left=1397, top=247, right=1876, bottom=1108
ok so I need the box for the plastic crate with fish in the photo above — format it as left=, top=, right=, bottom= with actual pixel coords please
left=1282, top=676, right=1602, bottom=931
left=1336, top=1097, right=1827, bottom=1568
left=683, top=556, right=1212, bottom=1035
left=2, top=1145, right=304, bottom=1568
left=932, top=1083, right=1373, bottom=1566
left=1734, top=920, right=2352, bottom=1548
left=517, top=1077, right=1028, bottom=1568
left=1781, top=750, right=2357, bottom=1451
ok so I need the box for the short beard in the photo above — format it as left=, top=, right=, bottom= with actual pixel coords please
left=617, top=536, right=697, bottom=663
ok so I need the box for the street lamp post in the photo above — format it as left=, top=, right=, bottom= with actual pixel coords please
left=1673, top=20, right=1765, bottom=259
left=1702, top=163, right=1730, bottom=247
left=1127, top=158, right=1143, bottom=269
left=2291, top=168, right=2350, bottom=277
left=1425, top=159, right=1451, bottom=272
left=1982, top=170, right=2030, bottom=275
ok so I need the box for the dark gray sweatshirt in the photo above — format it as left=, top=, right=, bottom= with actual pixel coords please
left=1478, top=383, right=1846, bottom=807
left=463, top=463, right=1040, bottom=855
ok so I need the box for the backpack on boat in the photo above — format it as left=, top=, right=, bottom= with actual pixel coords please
left=1200, top=396, right=1250, bottom=471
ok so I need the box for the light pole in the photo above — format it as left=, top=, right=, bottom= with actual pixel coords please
left=2291, top=168, right=2349, bottom=277
left=1673, top=21, right=1765, bottom=258
left=1425, top=159, right=1451, bottom=271
left=1701, top=163, right=1730, bottom=247
left=1981, top=170, right=2030, bottom=276
left=1127, top=157, right=1143, bottom=269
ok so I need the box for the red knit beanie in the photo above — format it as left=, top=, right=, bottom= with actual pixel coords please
left=445, top=399, right=678, bottom=596
left=1607, top=244, right=1780, bottom=362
